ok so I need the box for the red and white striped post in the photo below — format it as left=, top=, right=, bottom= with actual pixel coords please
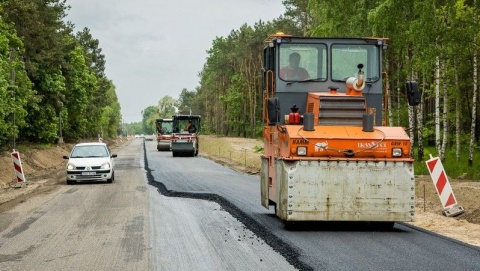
left=426, top=155, right=464, bottom=217
left=11, top=150, right=27, bottom=187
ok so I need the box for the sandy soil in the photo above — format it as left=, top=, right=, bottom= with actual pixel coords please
left=1, top=136, right=479, bottom=248
left=0, top=139, right=124, bottom=211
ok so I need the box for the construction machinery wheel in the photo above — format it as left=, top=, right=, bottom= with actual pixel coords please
left=370, top=222, right=395, bottom=231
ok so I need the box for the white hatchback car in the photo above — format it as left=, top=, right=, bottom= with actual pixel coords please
left=63, top=142, right=117, bottom=184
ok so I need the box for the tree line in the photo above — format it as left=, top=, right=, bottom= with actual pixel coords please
left=3, top=0, right=479, bottom=168
left=144, top=0, right=480, bottom=167
left=0, top=0, right=121, bottom=149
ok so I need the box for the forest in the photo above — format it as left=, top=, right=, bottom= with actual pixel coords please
left=0, top=0, right=121, bottom=149
left=145, top=0, right=480, bottom=171
left=1, top=0, right=480, bottom=176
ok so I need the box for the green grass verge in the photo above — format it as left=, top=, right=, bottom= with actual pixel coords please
left=200, top=135, right=479, bottom=181
left=413, top=146, right=480, bottom=180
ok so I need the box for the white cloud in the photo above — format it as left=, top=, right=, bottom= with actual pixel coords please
left=66, top=0, right=285, bottom=123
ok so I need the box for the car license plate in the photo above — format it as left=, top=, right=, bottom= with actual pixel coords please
left=82, top=172, right=96, bottom=176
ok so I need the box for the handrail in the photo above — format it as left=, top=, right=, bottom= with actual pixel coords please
left=382, top=71, right=389, bottom=126
left=264, top=70, right=275, bottom=123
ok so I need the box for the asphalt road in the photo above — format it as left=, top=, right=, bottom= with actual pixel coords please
left=0, top=139, right=295, bottom=271
left=1, top=138, right=479, bottom=271
left=144, top=140, right=480, bottom=271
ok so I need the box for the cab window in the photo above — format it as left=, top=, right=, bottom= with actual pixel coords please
left=278, top=44, right=327, bottom=81
left=331, top=44, right=380, bottom=82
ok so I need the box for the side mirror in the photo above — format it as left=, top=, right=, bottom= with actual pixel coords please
left=267, top=97, right=280, bottom=125
left=63, top=155, right=69, bottom=159
left=406, top=81, right=421, bottom=106
left=111, top=154, right=117, bottom=158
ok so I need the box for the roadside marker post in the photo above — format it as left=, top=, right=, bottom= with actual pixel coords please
left=426, top=155, right=464, bottom=217
left=11, top=150, right=26, bottom=188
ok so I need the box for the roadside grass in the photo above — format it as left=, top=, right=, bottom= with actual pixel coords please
left=1, top=137, right=121, bottom=154
left=199, top=135, right=262, bottom=172
left=200, top=135, right=480, bottom=181
left=2, top=143, right=54, bottom=153
left=414, top=146, right=480, bottom=180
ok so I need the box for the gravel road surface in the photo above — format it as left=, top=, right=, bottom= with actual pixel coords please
left=0, top=139, right=296, bottom=271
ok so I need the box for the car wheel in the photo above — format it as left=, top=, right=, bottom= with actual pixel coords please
left=107, top=172, right=114, bottom=183
left=66, top=179, right=74, bottom=185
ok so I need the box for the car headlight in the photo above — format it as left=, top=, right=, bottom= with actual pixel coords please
left=392, top=148, right=402, bottom=157
left=297, top=146, right=307, bottom=156
left=101, top=162, right=111, bottom=169
left=67, top=163, right=76, bottom=170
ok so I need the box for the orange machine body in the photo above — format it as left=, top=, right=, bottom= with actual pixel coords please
left=260, top=34, right=415, bottom=224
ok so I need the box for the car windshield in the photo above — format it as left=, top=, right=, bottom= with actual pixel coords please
left=71, top=145, right=109, bottom=158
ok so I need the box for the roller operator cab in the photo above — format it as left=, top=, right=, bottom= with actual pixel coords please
left=171, top=114, right=201, bottom=157
left=156, top=118, right=173, bottom=151
left=261, top=33, right=420, bottom=227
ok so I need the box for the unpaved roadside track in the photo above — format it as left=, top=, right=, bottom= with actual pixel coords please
left=0, top=139, right=152, bottom=270
left=0, top=139, right=297, bottom=271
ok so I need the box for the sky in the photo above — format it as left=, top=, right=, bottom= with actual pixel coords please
left=65, top=0, right=286, bottom=123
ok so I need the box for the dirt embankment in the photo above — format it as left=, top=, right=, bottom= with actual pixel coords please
left=0, top=139, right=125, bottom=209
left=0, top=135, right=479, bottom=247
left=1, top=145, right=71, bottom=187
